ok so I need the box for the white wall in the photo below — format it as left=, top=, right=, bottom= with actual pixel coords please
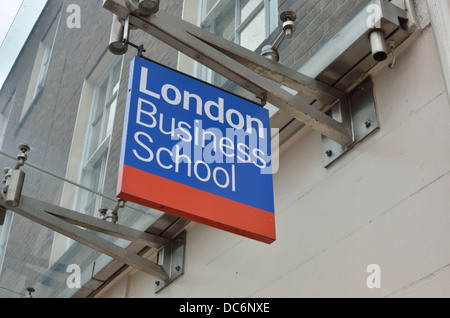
left=97, top=25, right=450, bottom=298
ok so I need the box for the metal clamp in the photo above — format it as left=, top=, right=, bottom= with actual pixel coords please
left=99, top=199, right=126, bottom=223
left=109, top=13, right=147, bottom=56
left=2, top=144, right=30, bottom=208
left=261, top=10, right=297, bottom=62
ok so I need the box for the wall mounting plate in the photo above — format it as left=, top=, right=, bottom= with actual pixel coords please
left=322, top=77, right=379, bottom=168
left=155, top=230, right=186, bottom=293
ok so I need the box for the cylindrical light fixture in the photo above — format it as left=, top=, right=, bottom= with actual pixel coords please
left=369, top=30, right=388, bottom=62
left=108, top=16, right=129, bottom=55
left=138, top=0, right=160, bottom=15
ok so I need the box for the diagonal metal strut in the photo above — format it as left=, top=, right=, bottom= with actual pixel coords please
left=3, top=195, right=171, bottom=281
left=103, top=0, right=353, bottom=146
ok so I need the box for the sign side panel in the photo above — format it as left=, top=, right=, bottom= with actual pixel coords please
left=117, top=57, right=137, bottom=195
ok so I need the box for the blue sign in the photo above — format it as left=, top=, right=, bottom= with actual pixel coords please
left=117, top=56, right=276, bottom=243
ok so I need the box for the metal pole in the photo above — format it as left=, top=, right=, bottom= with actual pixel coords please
left=426, top=0, right=450, bottom=105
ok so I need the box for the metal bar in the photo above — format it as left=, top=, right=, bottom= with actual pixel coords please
left=113, top=0, right=344, bottom=105
left=103, top=0, right=353, bottom=146
left=142, top=16, right=268, bottom=101
left=114, top=1, right=346, bottom=103
left=0, top=150, right=156, bottom=219
left=156, top=19, right=352, bottom=145
left=104, top=1, right=265, bottom=101
left=191, top=32, right=345, bottom=105
left=36, top=198, right=170, bottom=248
left=174, top=13, right=347, bottom=103
left=6, top=195, right=169, bottom=280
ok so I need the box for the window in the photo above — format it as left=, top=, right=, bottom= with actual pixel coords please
left=49, top=53, right=123, bottom=263
left=76, top=57, right=122, bottom=216
left=199, top=0, right=277, bottom=85
left=22, top=15, right=59, bottom=120
left=201, top=0, right=276, bottom=51
left=0, top=91, right=14, bottom=150
left=34, top=42, right=52, bottom=98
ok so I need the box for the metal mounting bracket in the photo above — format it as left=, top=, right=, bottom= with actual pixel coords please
left=103, top=0, right=409, bottom=153
left=0, top=155, right=186, bottom=289
left=322, top=77, right=379, bottom=167
left=103, top=0, right=353, bottom=147
left=154, top=230, right=186, bottom=293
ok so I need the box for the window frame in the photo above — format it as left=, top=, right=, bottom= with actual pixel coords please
left=21, top=10, right=61, bottom=121
left=76, top=56, right=123, bottom=216
left=33, top=40, right=52, bottom=99
left=198, top=0, right=277, bottom=85
left=201, top=0, right=274, bottom=48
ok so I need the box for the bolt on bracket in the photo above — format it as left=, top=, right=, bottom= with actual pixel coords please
left=322, top=77, right=379, bottom=168
left=154, top=230, right=186, bottom=293
left=2, top=144, right=30, bottom=207
left=99, top=199, right=127, bottom=223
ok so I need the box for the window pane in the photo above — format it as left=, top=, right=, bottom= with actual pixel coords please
left=215, top=3, right=235, bottom=40
left=89, top=118, right=102, bottom=156
left=240, top=0, right=263, bottom=23
left=205, top=0, right=219, bottom=14
left=82, top=195, right=97, bottom=215
left=79, top=150, right=107, bottom=216
left=239, top=8, right=265, bottom=51
left=92, top=155, right=105, bottom=191
left=95, top=79, right=108, bottom=118
left=37, top=45, right=51, bottom=86
left=106, top=97, right=117, bottom=137
left=111, top=62, right=121, bottom=95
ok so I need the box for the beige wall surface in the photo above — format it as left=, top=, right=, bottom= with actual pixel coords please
left=98, top=24, right=450, bottom=298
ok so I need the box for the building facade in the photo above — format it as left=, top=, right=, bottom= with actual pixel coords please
left=0, top=0, right=449, bottom=298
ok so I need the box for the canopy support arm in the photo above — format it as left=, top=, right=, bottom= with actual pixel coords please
left=103, top=0, right=354, bottom=146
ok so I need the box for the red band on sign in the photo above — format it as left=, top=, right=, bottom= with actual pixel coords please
left=117, top=165, right=276, bottom=244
